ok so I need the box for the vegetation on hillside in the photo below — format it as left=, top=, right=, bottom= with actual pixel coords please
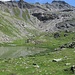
left=0, top=1, right=75, bottom=75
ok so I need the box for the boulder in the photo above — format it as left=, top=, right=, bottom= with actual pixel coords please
left=64, top=33, right=68, bottom=37
left=70, top=65, right=75, bottom=74
left=65, top=63, right=71, bottom=66
left=60, top=41, right=75, bottom=48
left=54, top=32, right=60, bottom=38
left=68, top=42, right=75, bottom=48
left=52, top=58, right=62, bottom=62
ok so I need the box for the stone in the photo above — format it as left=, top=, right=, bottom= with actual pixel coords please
left=33, top=63, right=37, bottom=65
left=33, top=64, right=40, bottom=68
left=70, top=65, right=75, bottom=74
left=54, top=32, right=60, bottom=38
left=60, top=41, right=75, bottom=49
left=65, top=63, right=71, bottom=66
left=68, top=42, right=75, bottom=48
left=64, top=33, right=68, bottom=37
left=54, top=48, right=61, bottom=51
left=52, top=58, right=62, bottom=62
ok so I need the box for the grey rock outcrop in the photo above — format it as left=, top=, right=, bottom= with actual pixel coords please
left=32, top=12, right=59, bottom=21
left=0, top=0, right=75, bottom=42
left=60, top=41, right=75, bottom=48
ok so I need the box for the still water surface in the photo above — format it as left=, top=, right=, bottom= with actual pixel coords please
left=0, top=47, right=46, bottom=58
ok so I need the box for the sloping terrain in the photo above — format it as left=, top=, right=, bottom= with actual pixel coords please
left=0, top=48, right=75, bottom=75
left=0, top=1, right=75, bottom=75
left=0, top=1, right=40, bottom=43
left=0, top=1, right=75, bottom=43
left=32, top=1, right=75, bottom=32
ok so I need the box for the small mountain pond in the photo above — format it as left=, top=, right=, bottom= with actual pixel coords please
left=0, top=47, right=46, bottom=58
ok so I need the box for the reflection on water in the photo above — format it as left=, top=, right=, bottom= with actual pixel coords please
left=0, top=47, right=46, bottom=58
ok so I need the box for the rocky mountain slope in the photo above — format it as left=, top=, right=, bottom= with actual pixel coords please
left=0, top=1, right=75, bottom=43
left=0, top=1, right=75, bottom=75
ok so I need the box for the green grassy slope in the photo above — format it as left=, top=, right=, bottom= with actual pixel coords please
left=0, top=6, right=39, bottom=43
left=0, top=48, right=75, bottom=75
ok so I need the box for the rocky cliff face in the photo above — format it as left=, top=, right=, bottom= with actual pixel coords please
left=31, top=1, right=75, bottom=32
left=0, top=1, right=75, bottom=42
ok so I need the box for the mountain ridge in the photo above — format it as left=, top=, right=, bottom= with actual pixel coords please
left=0, top=0, right=75, bottom=43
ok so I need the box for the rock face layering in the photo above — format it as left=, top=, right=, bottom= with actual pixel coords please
left=0, top=0, right=75, bottom=42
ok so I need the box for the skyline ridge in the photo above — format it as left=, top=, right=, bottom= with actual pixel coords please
left=0, top=0, right=75, bottom=6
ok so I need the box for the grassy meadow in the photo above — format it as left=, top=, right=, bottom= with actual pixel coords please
left=0, top=31, right=75, bottom=75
